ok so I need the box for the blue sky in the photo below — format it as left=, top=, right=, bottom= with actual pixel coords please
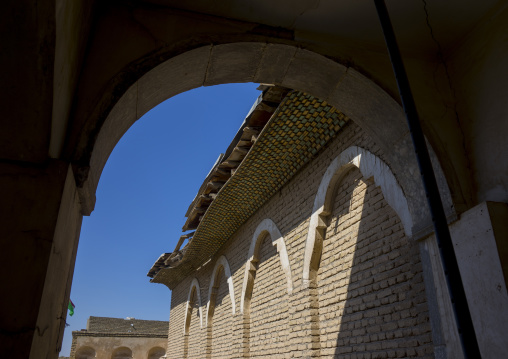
left=61, top=83, right=261, bottom=355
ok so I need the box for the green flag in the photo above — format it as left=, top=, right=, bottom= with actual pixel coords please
left=68, top=300, right=75, bottom=316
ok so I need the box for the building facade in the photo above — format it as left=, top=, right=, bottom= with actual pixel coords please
left=149, top=90, right=508, bottom=358
left=70, top=317, right=168, bottom=359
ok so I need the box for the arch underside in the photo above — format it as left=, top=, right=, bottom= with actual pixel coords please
left=86, top=43, right=455, bottom=234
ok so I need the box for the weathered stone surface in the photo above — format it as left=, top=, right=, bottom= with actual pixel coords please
left=282, top=49, right=347, bottom=101
left=204, top=43, right=266, bottom=86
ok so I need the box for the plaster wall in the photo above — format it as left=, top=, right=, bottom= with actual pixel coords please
left=424, top=201, right=508, bottom=359
left=30, top=166, right=83, bottom=359
left=449, top=3, right=508, bottom=203
left=0, top=160, right=77, bottom=359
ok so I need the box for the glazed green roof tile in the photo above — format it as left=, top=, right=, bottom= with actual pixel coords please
left=152, top=91, right=349, bottom=289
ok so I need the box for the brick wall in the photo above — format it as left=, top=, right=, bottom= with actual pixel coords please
left=248, top=234, right=291, bottom=358
left=317, top=169, right=433, bottom=358
left=187, top=288, right=204, bottom=358
left=165, top=122, right=434, bottom=358
left=87, top=316, right=168, bottom=334
left=210, top=269, right=233, bottom=358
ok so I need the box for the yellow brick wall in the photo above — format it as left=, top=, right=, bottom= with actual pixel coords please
left=165, top=122, right=434, bottom=358
left=210, top=269, right=233, bottom=358
left=317, top=169, right=433, bottom=358
left=187, top=290, right=204, bottom=358
left=248, top=234, right=291, bottom=358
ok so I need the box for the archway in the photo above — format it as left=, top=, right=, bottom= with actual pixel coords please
left=82, top=43, right=454, bottom=230
left=40, top=42, right=456, bottom=358
left=79, top=44, right=453, bottom=359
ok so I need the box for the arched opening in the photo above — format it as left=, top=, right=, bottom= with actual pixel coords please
left=240, top=218, right=293, bottom=357
left=81, top=43, right=454, bottom=228
left=147, top=346, right=165, bottom=359
left=60, top=44, right=452, bottom=357
left=111, top=346, right=133, bottom=359
left=8, top=3, right=508, bottom=358
left=205, top=255, right=235, bottom=359
left=75, top=346, right=96, bottom=359
left=61, top=83, right=259, bottom=355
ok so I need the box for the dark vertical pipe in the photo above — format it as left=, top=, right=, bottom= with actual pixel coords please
left=373, top=1, right=481, bottom=357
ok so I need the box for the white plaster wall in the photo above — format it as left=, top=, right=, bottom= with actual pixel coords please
left=426, top=201, right=508, bottom=358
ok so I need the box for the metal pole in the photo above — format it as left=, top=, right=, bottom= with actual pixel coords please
left=373, top=1, right=481, bottom=357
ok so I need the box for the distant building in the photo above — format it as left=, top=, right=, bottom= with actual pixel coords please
left=70, top=317, right=168, bottom=359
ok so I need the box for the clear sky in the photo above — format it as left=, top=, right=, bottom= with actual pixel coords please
left=61, top=82, right=261, bottom=355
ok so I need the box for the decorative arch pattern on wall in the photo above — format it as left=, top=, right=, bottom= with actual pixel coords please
left=302, top=146, right=413, bottom=286
left=206, top=255, right=235, bottom=326
left=240, top=218, right=293, bottom=313
left=183, top=277, right=203, bottom=333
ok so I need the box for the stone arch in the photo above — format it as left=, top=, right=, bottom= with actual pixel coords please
left=81, top=42, right=454, bottom=228
left=111, top=346, right=132, bottom=359
left=302, top=146, right=412, bottom=286
left=183, top=277, right=203, bottom=333
left=73, top=42, right=457, bottom=359
left=205, top=255, right=235, bottom=327
left=75, top=346, right=96, bottom=359
left=240, top=218, right=292, bottom=314
left=147, top=346, right=165, bottom=359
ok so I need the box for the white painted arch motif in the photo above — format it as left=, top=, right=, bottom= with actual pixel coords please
left=183, top=277, right=203, bottom=333
left=206, top=255, right=236, bottom=326
left=240, top=218, right=293, bottom=313
left=302, top=146, right=413, bottom=286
